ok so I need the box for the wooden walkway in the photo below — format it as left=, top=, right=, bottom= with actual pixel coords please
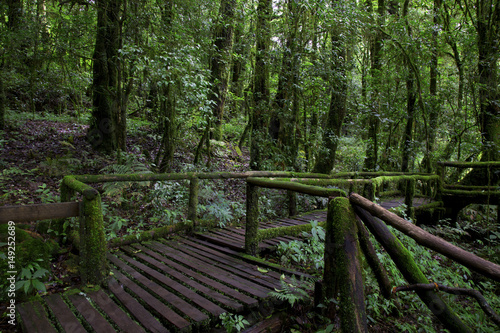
left=16, top=211, right=326, bottom=333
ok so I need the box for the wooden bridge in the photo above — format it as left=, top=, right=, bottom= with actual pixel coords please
left=16, top=212, right=326, bottom=333
left=3, top=161, right=500, bottom=332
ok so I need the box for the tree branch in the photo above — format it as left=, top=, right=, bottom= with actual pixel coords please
left=393, top=283, right=500, bottom=327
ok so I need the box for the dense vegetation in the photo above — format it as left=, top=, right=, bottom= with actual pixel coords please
left=1, top=0, right=499, bottom=332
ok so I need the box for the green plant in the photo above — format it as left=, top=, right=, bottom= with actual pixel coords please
left=218, top=312, right=249, bottom=333
left=36, top=183, right=60, bottom=203
left=15, top=259, right=50, bottom=295
left=276, top=220, right=325, bottom=273
left=100, top=152, right=152, bottom=198
left=269, top=274, right=311, bottom=307
left=198, top=184, right=244, bottom=228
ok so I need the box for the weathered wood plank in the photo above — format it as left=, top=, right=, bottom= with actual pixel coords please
left=17, top=301, right=57, bottom=333
left=45, top=294, right=86, bottom=333
left=108, top=277, right=170, bottom=333
left=88, top=289, right=146, bottom=333
left=0, top=202, right=79, bottom=223
left=146, top=241, right=271, bottom=298
left=127, top=244, right=257, bottom=308
left=111, top=269, right=191, bottom=330
left=108, top=253, right=210, bottom=322
left=68, top=294, right=116, bottom=333
left=177, top=238, right=281, bottom=289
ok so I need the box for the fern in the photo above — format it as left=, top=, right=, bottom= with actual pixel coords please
left=269, top=274, right=310, bottom=307
left=100, top=153, right=152, bottom=197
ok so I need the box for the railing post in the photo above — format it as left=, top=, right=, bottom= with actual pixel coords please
left=80, top=190, right=108, bottom=285
left=404, top=177, right=415, bottom=220
left=323, top=197, right=367, bottom=332
left=188, top=175, right=199, bottom=225
left=287, top=190, right=297, bottom=217
left=245, top=182, right=259, bottom=255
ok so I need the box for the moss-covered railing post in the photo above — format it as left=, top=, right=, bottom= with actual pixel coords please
left=323, top=197, right=367, bottom=332
left=404, top=177, right=415, bottom=220
left=245, top=182, right=259, bottom=255
left=323, top=197, right=368, bottom=332
left=62, top=176, right=108, bottom=285
left=188, top=175, right=199, bottom=225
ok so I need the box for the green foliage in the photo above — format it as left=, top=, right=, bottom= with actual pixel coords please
left=145, top=181, right=185, bottom=225
left=276, top=220, right=325, bottom=274
left=268, top=274, right=311, bottom=307
left=36, top=183, right=60, bottom=203
left=100, top=152, right=152, bottom=198
left=15, top=259, right=50, bottom=296
left=198, top=184, right=245, bottom=228
left=364, top=223, right=500, bottom=332
left=218, top=312, right=249, bottom=333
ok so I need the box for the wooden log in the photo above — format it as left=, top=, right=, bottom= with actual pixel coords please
left=245, top=183, right=259, bottom=255
left=349, top=193, right=500, bottom=281
left=0, top=202, right=80, bottom=224
left=247, top=177, right=346, bottom=197
left=353, top=205, right=471, bottom=333
left=187, top=176, right=199, bottom=224
left=323, top=198, right=367, bottom=333
left=354, top=217, right=393, bottom=300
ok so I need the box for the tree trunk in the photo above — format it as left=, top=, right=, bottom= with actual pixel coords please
left=312, top=0, right=347, bottom=174
left=364, top=0, right=385, bottom=171
left=88, top=0, right=123, bottom=153
left=210, top=0, right=236, bottom=141
left=477, top=0, right=500, bottom=162
left=424, top=0, right=441, bottom=173
left=250, top=0, right=272, bottom=171
left=401, top=0, right=416, bottom=173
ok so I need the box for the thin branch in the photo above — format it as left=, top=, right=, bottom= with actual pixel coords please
left=393, top=283, right=500, bottom=326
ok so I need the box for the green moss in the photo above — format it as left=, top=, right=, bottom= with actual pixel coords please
left=79, top=195, right=108, bottom=285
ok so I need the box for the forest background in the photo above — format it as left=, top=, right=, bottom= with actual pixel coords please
left=1, top=0, right=499, bottom=175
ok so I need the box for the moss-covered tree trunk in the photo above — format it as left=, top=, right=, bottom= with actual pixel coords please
left=312, top=1, right=347, bottom=174
left=363, top=0, right=385, bottom=171
left=323, top=198, right=367, bottom=332
left=477, top=0, right=500, bottom=162
left=250, top=0, right=272, bottom=171
left=88, top=0, right=123, bottom=153
left=209, top=0, right=236, bottom=141
left=400, top=0, right=416, bottom=173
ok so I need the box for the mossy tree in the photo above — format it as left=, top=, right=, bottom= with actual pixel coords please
left=87, top=0, right=124, bottom=153
left=312, top=0, right=348, bottom=174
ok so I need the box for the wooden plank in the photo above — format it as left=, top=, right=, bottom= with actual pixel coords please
left=115, top=251, right=226, bottom=317
left=17, top=301, right=57, bottom=333
left=165, top=240, right=278, bottom=291
left=45, top=294, right=87, bottom=333
left=185, top=236, right=314, bottom=280
left=88, top=289, right=146, bottom=333
left=174, top=239, right=280, bottom=289
left=146, top=241, right=271, bottom=298
left=107, top=277, right=170, bottom=333
left=126, top=244, right=256, bottom=308
left=194, top=232, right=244, bottom=251
left=108, top=253, right=210, bottom=322
left=0, top=202, right=79, bottom=223
left=68, top=294, right=116, bottom=333
left=111, top=269, right=191, bottom=330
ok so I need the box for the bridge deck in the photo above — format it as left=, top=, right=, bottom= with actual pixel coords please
left=16, top=212, right=326, bottom=333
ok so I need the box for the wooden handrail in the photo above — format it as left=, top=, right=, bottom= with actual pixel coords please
left=0, top=202, right=80, bottom=224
